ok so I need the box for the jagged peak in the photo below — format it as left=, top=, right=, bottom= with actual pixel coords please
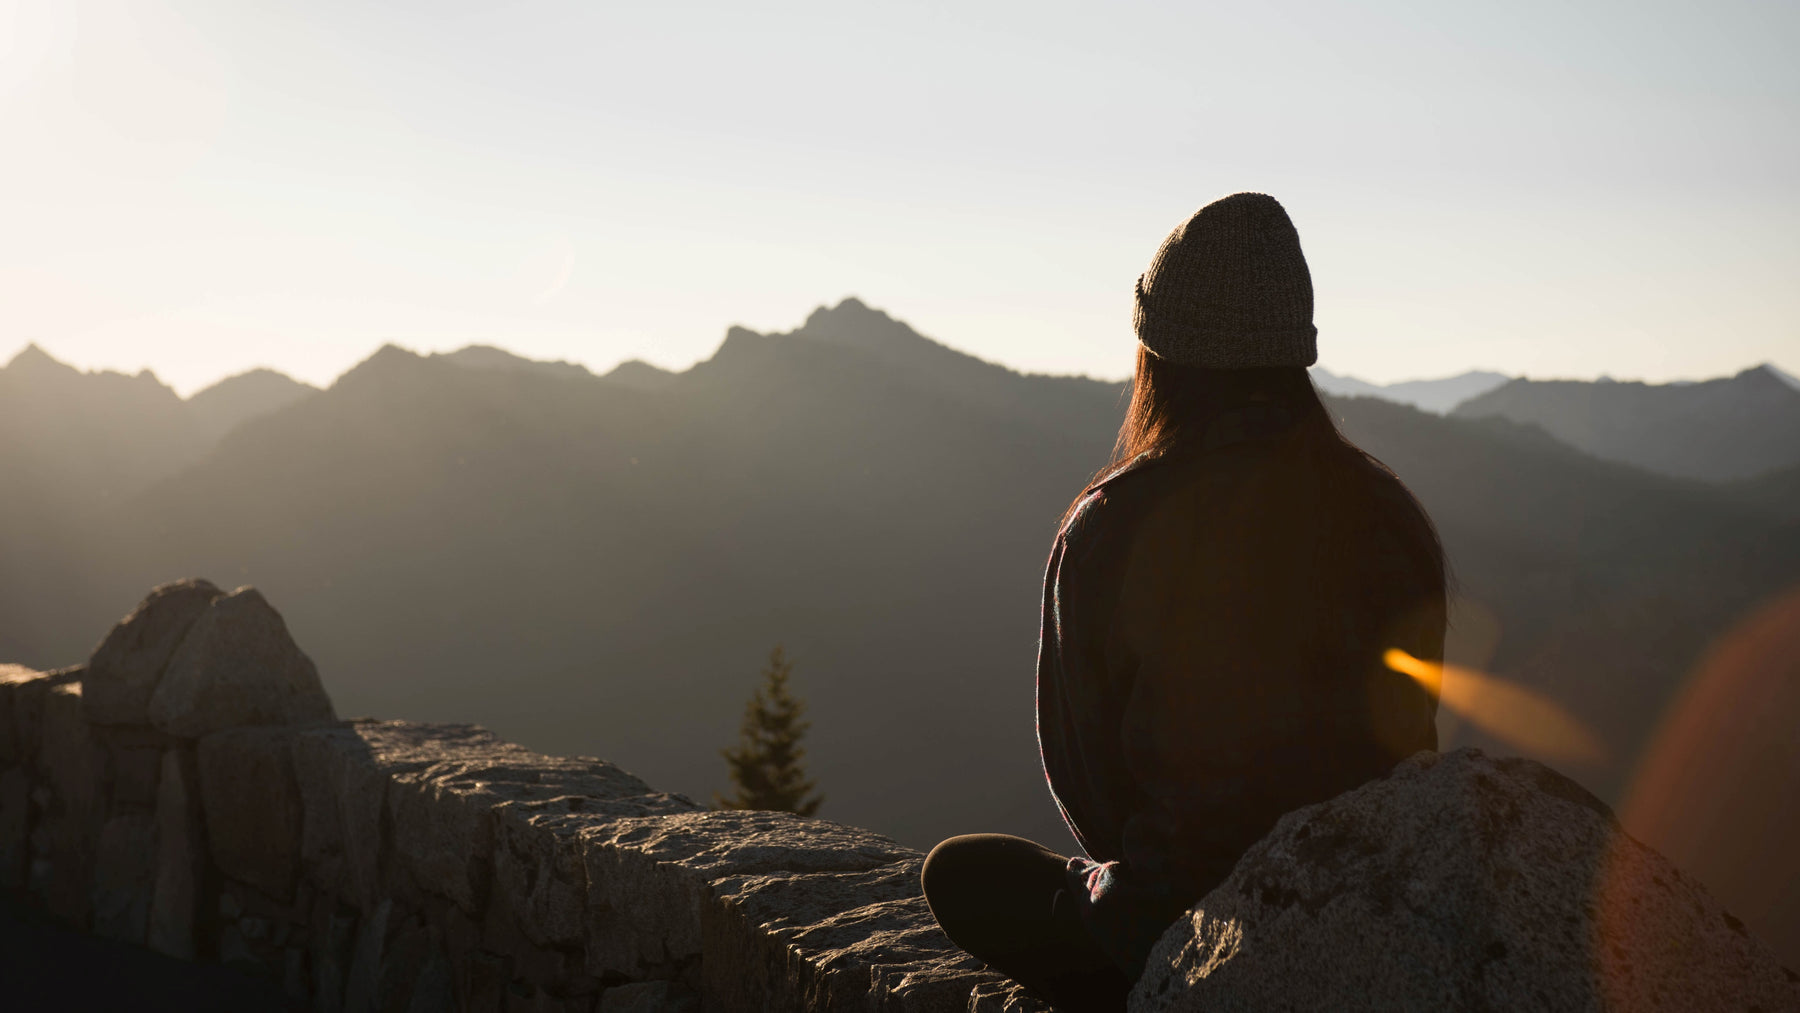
left=187, top=367, right=317, bottom=402
left=5, top=342, right=78, bottom=375
left=435, top=344, right=594, bottom=380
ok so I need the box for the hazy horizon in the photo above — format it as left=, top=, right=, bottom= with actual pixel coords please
left=6, top=301, right=1794, bottom=400
left=4, top=1, right=1796, bottom=395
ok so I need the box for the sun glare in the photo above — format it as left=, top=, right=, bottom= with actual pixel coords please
left=1384, top=648, right=1605, bottom=765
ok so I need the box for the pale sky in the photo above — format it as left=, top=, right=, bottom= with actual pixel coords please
left=3, top=0, right=1796, bottom=395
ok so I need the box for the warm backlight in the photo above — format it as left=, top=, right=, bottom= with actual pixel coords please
left=1384, top=648, right=1604, bottom=765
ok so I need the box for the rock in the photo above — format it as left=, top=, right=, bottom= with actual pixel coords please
left=375, top=915, right=431, bottom=1013
left=1132, top=749, right=1800, bottom=1013
left=84, top=578, right=224, bottom=726
left=198, top=725, right=305, bottom=900
left=343, top=898, right=392, bottom=1013
left=406, top=938, right=454, bottom=1013
left=494, top=792, right=697, bottom=949
left=579, top=810, right=917, bottom=984
left=599, top=981, right=700, bottom=1013
left=968, top=981, right=1055, bottom=1012
left=42, top=681, right=100, bottom=927
left=109, top=743, right=167, bottom=807
left=0, top=765, right=29, bottom=890
left=0, top=664, right=46, bottom=766
left=313, top=906, right=358, bottom=1013
left=3, top=665, right=81, bottom=770
left=704, top=859, right=1004, bottom=1012
left=147, top=749, right=203, bottom=959
left=90, top=810, right=157, bottom=943
left=147, top=586, right=336, bottom=738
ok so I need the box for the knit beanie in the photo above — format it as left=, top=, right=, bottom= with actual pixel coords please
left=1133, top=192, right=1317, bottom=368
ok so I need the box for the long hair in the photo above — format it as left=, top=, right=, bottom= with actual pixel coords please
left=1070, top=346, right=1447, bottom=596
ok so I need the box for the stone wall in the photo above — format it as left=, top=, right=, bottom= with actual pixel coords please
left=9, top=580, right=1794, bottom=1012
left=0, top=581, right=1048, bottom=1012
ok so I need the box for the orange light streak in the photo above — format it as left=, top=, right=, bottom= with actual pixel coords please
left=1385, top=648, right=1605, bottom=765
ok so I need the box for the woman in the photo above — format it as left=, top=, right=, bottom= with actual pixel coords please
left=922, top=193, right=1446, bottom=1010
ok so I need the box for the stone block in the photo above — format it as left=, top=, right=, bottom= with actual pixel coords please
left=0, top=765, right=27, bottom=889
left=0, top=664, right=45, bottom=766
left=493, top=793, right=695, bottom=949
left=580, top=810, right=915, bottom=982
left=147, top=586, right=337, bottom=738
left=109, top=744, right=166, bottom=808
left=1133, top=749, right=1800, bottom=1013
left=4, top=665, right=81, bottom=771
left=375, top=916, right=430, bottom=1013
left=84, top=578, right=224, bottom=726
left=40, top=681, right=101, bottom=929
left=90, top=809, right=157, bottom=943
left=598, top=982, right=698, bottom=1013
left=40, top=681, right=100, bottom=825
left=463, top=950, right=511, bottom=1013
left=312, top=904, right=358, bottom=1013
left=343, top=898, right=392, bottom=1013
left=294, top=724, right=399, bottom=911
left=405, top=937, right=453, bottom=1013
left=198, top=725, right=305, bottom=900
left=701, top=859, right=1002, bottom=1012
left=147, top=748, right=203, bottom=959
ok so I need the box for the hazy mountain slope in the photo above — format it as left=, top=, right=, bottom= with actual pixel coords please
left=1310, top=367, right=1509, bottom=414
left=1454, top=366, right=1800, bottom=481
left=1723, top=463, right=1800, bottom=522
left=63, top=325, right=1119, bottom=850
left=1332, top=396, right=1800, bottom=800
left=186, top=369, right=318, bottom=445
left=600, top=359, right=678, bottom=391
left=792, top=298, right=1128, bottom=440
left=437, top=345, right=596, bottom=381
left=0, top=346, right=206, bottom=663
left=7, top=305, right=1795, bottom=857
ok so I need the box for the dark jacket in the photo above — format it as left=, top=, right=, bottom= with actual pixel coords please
left=1036, top=404, right=1444, bottom=976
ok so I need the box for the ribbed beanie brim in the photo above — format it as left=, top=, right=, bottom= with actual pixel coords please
left=1134, top=193, right=1318, bottom=368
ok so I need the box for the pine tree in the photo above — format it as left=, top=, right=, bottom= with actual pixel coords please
left=715, top=646, right=823, bottom=816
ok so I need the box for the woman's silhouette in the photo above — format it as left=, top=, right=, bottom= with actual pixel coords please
left=921, top=193, right=1447, bottom=1010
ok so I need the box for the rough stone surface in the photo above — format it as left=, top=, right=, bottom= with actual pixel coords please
left=83, top=578, right=224, bottom=726
left=0, top=664, right=44, bottom=765
left=42, top=681, right=100, bottom=926
left=494, top=792, right=697, bottom=949
left=198, top=725, right=306, bottom=900
left=0, top=764, right=27, bottom=889
left=581, top=810, right=916, bottom=982
left=1132, top=748, right=1800, bottom=1013
left=90, top=809, right=158, bottom=942
left=704, top=860, right=1008, bottom=1012
left=4, top=665, right=80, bottom=771
left=343, top=897, right=392, bottom=1013
left=147, top=748, right=202, bottom=959
left=600, top=981, right=700, bottom=1013
left=147, top=586, right=337, bottom=737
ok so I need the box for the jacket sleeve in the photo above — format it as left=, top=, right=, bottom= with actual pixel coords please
left=1036, top=490, right=1142, bottom=865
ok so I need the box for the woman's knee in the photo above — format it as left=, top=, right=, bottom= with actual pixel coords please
left=922, top=834, right=1066, bottom=914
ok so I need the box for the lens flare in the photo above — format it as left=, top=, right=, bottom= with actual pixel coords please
left=1385, top=648, right=1604, bottom=765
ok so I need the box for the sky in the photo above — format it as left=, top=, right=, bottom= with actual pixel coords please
left=2, top=0, right=1796, bottom=395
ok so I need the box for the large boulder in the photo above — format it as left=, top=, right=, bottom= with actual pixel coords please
left=146, top=586, right=336, bottom=738
left=1132, top=749, right=1800, bottom=1012
left=84, top=579, right=224, bottom=726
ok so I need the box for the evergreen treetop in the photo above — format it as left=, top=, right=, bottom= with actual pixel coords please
left=715, top=645, right=823, bottom=816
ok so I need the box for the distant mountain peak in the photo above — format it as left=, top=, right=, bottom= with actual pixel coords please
left=436, top=345, right=593, bottom=381
left=600, top=359, right=677, bottom=391
left=795, top=297, right=925, bottom=348
left=1765, top=363, right=1800, bottom=391
left=6, top=342, right=78, bottom=376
